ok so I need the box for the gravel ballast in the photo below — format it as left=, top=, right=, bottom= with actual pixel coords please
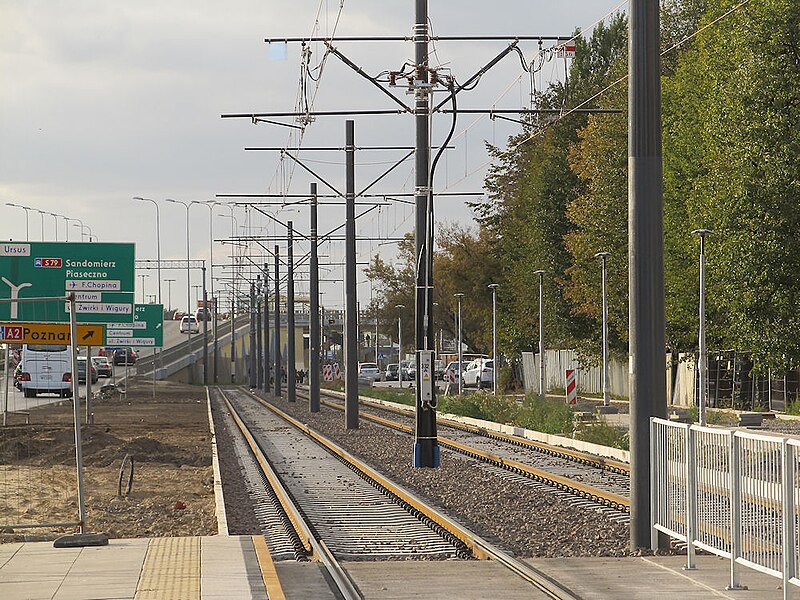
left=244, top=390, right=630, bottom=558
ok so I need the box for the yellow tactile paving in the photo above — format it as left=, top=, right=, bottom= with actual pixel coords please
left=252, top=535, right=286, bottom=600
left=134, top=537, right=201, bottom=600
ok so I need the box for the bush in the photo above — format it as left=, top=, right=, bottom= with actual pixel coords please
left=515, top=393, right=574, bottom=435
left=575, top=422, right=629, bottom=450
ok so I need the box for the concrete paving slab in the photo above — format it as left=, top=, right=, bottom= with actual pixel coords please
left=200, top=536, right=267, bottom=599
left=342, top=560, right=551, bottom=600
left=274, top=562, right=338, bottom=600
left=526, top=555, right=788, bottom=599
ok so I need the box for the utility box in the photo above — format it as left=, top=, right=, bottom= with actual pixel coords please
left=419, top=350, right=434, bottom=404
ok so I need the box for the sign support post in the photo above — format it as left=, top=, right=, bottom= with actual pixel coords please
left=68, top=294, right=87, bottom=533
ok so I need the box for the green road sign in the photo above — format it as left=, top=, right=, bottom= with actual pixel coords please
left=0, top=241, right=135, bottom=323
left=105, top=304, right=163, bottom=347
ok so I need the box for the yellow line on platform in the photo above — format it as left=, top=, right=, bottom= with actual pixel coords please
left=252, top=535, right=286, bottom=600
left=134, top=537, right=201, bottom=600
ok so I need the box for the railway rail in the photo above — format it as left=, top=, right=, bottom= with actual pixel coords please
left=302, top=387, right=631, bottom=518
left=214, top=386, right=583, bottom=600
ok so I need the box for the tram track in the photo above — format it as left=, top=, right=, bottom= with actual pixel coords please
left=215, top=386, right=584, bottom=600
left=305, top=387, right=631, bottom=518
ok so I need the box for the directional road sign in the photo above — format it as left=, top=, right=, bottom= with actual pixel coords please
left=0, top=242, right=135, bottom=323
left=0, top=322, right=105, bottom=346
left=105, top=304, right=163, bottom=347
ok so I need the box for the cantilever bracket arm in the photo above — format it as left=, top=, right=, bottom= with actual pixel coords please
left=433, top=41, right=520, bottom=112
left=279, top=151, right=343, bottom=198
left=357, top=151, right=414, bottom=198
left=324, top=42, right=412, bottom=113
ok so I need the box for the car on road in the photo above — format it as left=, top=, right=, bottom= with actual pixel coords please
left=180, top=315, right=199, bottom=334
left=172, top=310, right=187, bottom=320
left=358, top=362, right=381, bottom=383
left=77, top=357, right=99, bottom=385
left=91, top=356, right=113, bottom=378
left=16, top=344, right=72, bottom=398
left=195, top=308, right=212, bottom=322
left=434, top=360, right=446, bottom=380
left=113, top=348, right=137, bottom=365
left=462, top=358, right=494, bottom=388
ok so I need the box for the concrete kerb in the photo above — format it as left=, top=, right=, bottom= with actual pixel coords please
left=206, top=387, right=229, bottom=535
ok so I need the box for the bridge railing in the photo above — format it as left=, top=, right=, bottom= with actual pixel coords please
left=651, top=417, right=800, bottom=597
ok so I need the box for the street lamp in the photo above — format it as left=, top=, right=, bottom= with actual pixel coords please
left=201, top=201, right=221, bottom=320
left=133, top=197, right=162, bottom=305
left=454, top=293, right=464, bottom=396
left=165, top=279, right=176, bottom=311
left=488, top=283, right=500, bottom=395
left=138, top=274, right=149, bottom=303
left=594, top=251, right=612, bottom=406
left=692, top=229, right=712, bottom=426
left=533, top=270, right=546, bottom=397
left=35, top=210, right=47, bottom=240
left=395, top=304, right=405, bottom=387
left=5, top=203, right=31, bottom=240
left=165, top=198, right=198, bottom=315
left=192, top=284, right=201, bottom=305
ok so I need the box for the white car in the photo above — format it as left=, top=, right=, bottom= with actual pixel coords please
left=358, top=362, right=381, bottom=383
left=462, top=359, right=494, bottom=388
left=180, top=315, right=199, bottom=334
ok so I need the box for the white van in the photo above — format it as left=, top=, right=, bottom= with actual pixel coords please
left=17, top=344, right=73, bottom=398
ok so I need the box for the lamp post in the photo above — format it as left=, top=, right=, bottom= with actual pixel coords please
left=533, top=270, right=546, bottom=396
left=192, top=284, right=201, bottom=305
left=594, top=251, right=612, bottom=406
left=454, top=293, right=464, bottom=396
left=5, top=203, right=31, bottom=240
left=139, top=274, right=149, bottom=304
left=692, top=229, right=712, bottom=426
left=165, top=199, right=197, bottom=315
left=35, top=210, right=46, bottom=240
left=395, top=304, right=405, bottom=387
left=72, top=223, right=94, bottom=242
left=45, top=212, right=60, bottom=241
left=165, top=279, right=176, bottom=311
left=488, top=283, right=499, bottom=395
left=133, top=197, right=162, bottom=306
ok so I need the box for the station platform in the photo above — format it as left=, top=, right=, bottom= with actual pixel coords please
left=0, top=535, right=791, bottom=599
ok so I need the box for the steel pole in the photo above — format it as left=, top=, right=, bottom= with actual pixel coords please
left=310, top=184, right=321, bottom=412
left=256, top=283, right=263, bottom=390
left=344, top=120, right=358, bottom=428
left=489, top=284, right=499, bottom=395
left=68, top=295, right=87, bottom=532
left=629, top=0, right=666, bottom=549
left=413, top=0, right=438, bottom=468
left=534, top=270, right=546, bottom=396
left=274, top=245, right=281, bottom=397
left=595, top=252, right=612, bottom=407
left=693, top=230, right=711, bottom=425
left=263, top=263, right=270, bottom=393
left=287, top=221, right=296, bottom=403
left=249, top=283, right=256, bottom=388
left=455, top=293, right=464, bottom=396
left=202, top=275, right=208, bottom=385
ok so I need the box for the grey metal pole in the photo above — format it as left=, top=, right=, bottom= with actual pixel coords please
left=488, top=284, right=499, bottom=395
left=263, top=263, right=270, bottom=393
left=85, top=346, right=93, bottom=423
left=310, top=183, right=321, bottom=412
left=3, top=343, right=9, bottom=426
left=68, top=294, right=87, bottom=533
left=693, top=229, right=711, bottom=426
left=595, top=252, right=611, bottom=406
left=534, top=270, right=545, bottom=396
left=287, top=221, right=296, bottom=403
left=344, top=120, right=358, bottom=428
left=202, top=266, right=208, bottom=386
left=249, top=283, right=257, bottom=388
left=274, top=245, right=281, bottom=397
left=629, top=0, right=666, bottom=550
left=213, top=294, right=219, bottom=384
left=455, top=293, right=463, bottom=396
left=256, top=281, right=263, bottom=390
left=413, top=0, right=438, bottom=468
left=230, top=292, right=236, bottom=383
left=396, top=305, right=404, bottom=386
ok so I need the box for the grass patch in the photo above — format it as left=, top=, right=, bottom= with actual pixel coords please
left=686, top=406, right=737, bottom=425
left=785, top=401, right=800, bottom=416
left=359, top=386, right=416, bottom=406
left=575, top=422, right=629, bottom=451
left=515, top=393, right=574, bottom=435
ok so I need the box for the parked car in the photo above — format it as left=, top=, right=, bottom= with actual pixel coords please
left=403, top=361, right=416, bottom=380
left=434, top=360, right=446, bottom=380
left=77, top=357, right=98, bottom=384
left=463, top=358, right=494, bottom=388
left=91, top=356, right=113, bottom=378
left=180, top=315, right=199, bottom=334
left=443, top=361, right=468, bottom=384
left=113, top=348, right=137, bottom=365
left=358, top=362, right=381, bottom=383
left=384, top=363, right=400, bottom=381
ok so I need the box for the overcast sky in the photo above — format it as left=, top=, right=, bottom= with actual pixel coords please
left=1, top=0, right=623, bottom=311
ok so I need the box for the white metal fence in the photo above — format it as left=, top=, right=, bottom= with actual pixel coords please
left=651, top=417, right=800, bottom=598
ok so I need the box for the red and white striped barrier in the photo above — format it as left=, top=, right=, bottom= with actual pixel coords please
left=323, top=364, right=333, bottom=382
left=565, top=369, right=577, bottom=404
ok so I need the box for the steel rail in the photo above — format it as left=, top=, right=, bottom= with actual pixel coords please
left=305, top=388, right=629, bottom=512
left=218, top=387, right=362, bottom=600
left=246, top=387, right=582, bottom=600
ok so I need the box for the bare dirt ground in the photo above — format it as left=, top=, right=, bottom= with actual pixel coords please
left=0, top=379, right=217, bottom=542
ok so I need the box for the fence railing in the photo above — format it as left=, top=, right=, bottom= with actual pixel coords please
left=651, top=417, right=800, bottom=598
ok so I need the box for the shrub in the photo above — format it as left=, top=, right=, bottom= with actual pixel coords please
left=576, top=422, right=629, bottom=450
left=515, top=393, right=574, bottom=435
